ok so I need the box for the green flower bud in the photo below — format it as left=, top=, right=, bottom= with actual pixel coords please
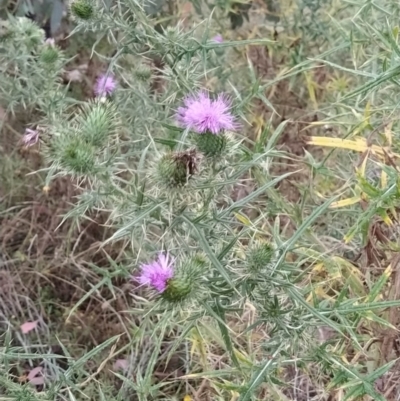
left=134, top=64, right=152, bottom=81
left=165, top=25, right=180, bottom=42
left=70, top=0, right=94, bottom=20
left=52, top=136, right=96, bottom=175
left=162, top=255, right=205, bottom=303
left=247, top=243, right=274, bottom=273
left=162, top=276, right=193, bottom=302
left=40, top=43, right=59, bottom=64
left=195, top=132, right=227, bottom=157
left=157, top=149, right=198, bottom=187
left=77, top=101, right=118, bottom=147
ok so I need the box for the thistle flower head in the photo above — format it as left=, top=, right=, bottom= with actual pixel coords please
left=162, top=277, right=192, bottom=302
left=247, top=242, right=275, bottom=273
left=195, top=132, right=227, bottom=157
left=94, top=73, right=117, bottom=97
left=77, top=101, right=119, bottom=147
left=40, top=39, right=59, bottom=64
left=177, top=92, right=236, bottom=135
left=138, top=253, right=174, bottom=292
left=212, top=34, right=223, bottom=43
left=50, top=135, right=96, bottom=176
left=22, top=128, right=39, bottom=147
left=70, top=0, right=94, bottom=20
left=161, top=255, right=206, bottom=303
left=134, top=64, right=152, bottom=81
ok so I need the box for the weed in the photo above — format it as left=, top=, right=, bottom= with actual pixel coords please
left=2, top=0, right=400, bottom=400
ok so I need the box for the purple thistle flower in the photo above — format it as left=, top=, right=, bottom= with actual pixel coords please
left=137, top=253, right=174, bottom=292
left=212, top=34, right=223, bottom=43
left=94, top=73, right=117, bottom=97
left=177, top=92, right=236, bottom=135
left=22, top=128, right=39, bottom=147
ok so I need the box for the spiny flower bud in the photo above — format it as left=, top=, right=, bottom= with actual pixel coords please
left=162, top=256, right=205, bottom=303
left=247, top=243, right=274, bottom=273
left=165, top=25, right=180, bottom=42
left=162, top=276, right=193, bottom=302
left=134, top=64, right=152, bottom=81
left=40, top=40, right=60, bottom=64
left=70, top=0, right=94, bottom=20
left=157, top=149, right=199, bottom=187
left=53, top=136, right=96, bottom=175
left=195, top=132, right=227, bottom=157
left=76, top=101, right=118, bottom=147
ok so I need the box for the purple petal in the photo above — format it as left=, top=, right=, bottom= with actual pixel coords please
left=113, top=359, right=130, bottom=371
left=28, top=367, right=45, bottom=385
left=21, top=320, right=39, bottom=334
left=135, top=252, right=175, bottom=293
left=28, top=367, right=43, bottom=381
left=94, top=73, right=117, bottom=97
left=176, top=92, right=236, bottom=134
left=22, top=129, right=39, bottom=147
left=212, top=34, right=223, bottom=43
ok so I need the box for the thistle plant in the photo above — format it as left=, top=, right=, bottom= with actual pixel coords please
left=3, top=0, right=400, bottom=400
left=0, top=16, right=67, bottom=122
left=246, top=241, right=275, bottom=274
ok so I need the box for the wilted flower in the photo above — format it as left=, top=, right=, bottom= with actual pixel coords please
left=212, top=34, right=223, bottom=43
left=177, top=92, right=236, bottom=134
left=22, top=128, right=39, bottom=147
left=157, top=149, right=199, bottom=187
left=137, top=253, right=174, bottom=292
left=94, top=73, right=117, bottom=97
